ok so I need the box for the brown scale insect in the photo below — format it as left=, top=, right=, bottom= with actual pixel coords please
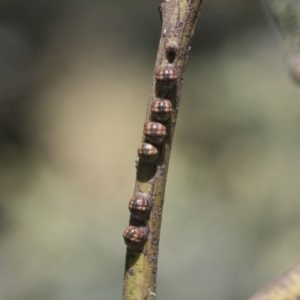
left=143, top=121, right=167, bottom=145
left=123, top=225, right=149, bottom=250
left=155, top=64, right=178, bottom=82
left=151, top=98, right=173, bottom=122
left=128, top=193, right=153, bottom=221
left=137, top=142, right=159, bottom=162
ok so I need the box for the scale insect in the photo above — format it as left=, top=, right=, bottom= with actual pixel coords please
left=151, top=98, right=173, bottom=122
left=137, top=143, right=159, bottom=162
left=128, top=193, right=153, bottom=221
left=123, top=225, right=149, bottom=250
left=143, top=121, right=167, bottom=145
left=156, top=64, right=178, bottom=82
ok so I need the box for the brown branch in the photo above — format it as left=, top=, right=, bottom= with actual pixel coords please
left=122, top=0, right=203, bottom=299
left=248, top=261, right=300, bottom=300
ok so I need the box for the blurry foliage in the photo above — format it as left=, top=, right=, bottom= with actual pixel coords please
left=0, top=1, right=300, bottom=300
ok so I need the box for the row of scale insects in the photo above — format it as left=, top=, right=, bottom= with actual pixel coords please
left=123, top=41, right=179, bottom=251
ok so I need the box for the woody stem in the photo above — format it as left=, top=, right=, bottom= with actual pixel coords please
left=122, top=0, right=203, bottom=299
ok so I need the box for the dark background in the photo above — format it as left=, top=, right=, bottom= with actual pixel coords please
left=0, top=1, right=300, bottom=299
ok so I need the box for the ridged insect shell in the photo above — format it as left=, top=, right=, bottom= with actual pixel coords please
left=143, top=121, right=167, bottom=144
left=155, top=64, right=178, bottom=82
left=137, top=143, right=159, bottom=162
left=123, top=225, right=149, bottom=250
left=128, top=193, right=153, bottom=220
left=151, top=98, right=173, bottom=122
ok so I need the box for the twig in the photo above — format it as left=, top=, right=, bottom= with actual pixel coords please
left=122, top=0, right=203, bottom=299
left=248, top=261, right=300, bottom=300
left=264, top=0, right=300, bottom=83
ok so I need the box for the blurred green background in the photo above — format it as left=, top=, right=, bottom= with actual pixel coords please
left=0, top=0, right=300, bottom=299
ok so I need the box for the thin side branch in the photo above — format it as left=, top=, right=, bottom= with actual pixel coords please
left=248, top=261, right=300, bottom=300
left=122, top=0, right=203, bottom=299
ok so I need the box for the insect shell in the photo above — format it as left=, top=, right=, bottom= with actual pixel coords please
left=128, top=193, right=153, bottom=221
left=137, top=143, right=159, bottom=163
left=123, top=225, right=149, bottom=250
left=143, top=121, right=167, bottom=145
left=156, top=64, right=178, bottom=82
left=151, top=98, right=173, bottom=122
